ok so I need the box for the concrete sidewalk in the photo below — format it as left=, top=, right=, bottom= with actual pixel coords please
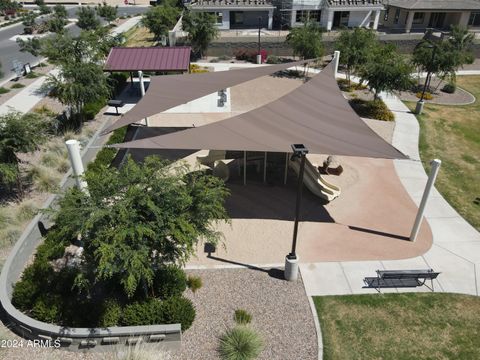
left=300, top=84, right=480, bottom=297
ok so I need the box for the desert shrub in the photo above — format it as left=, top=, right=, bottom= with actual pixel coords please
left=266, top=55, right=281, bottom=64
left=190, top=64, right=209, bottom=73
left=349, top=98, right=395, bottom=121
left=442, top=83, right=456, bottom=94
left=160, top=296, right=195, bottom=331
left=28, top=164, right=60, bottom=192
left=0, top=208, right=11, bottom=229
left=0, top=228, right=21, bottom=247
left=56, top=158, right=70, bottom=173
left=233, top=48, right=257, bottom=63
left=31, top=295, right=61, bottom=323
left=209, top=58, right=219, bottom=63
left=0, top=87, right=10, bottom=94
left=416, top=91, right=433, bottom=100
left=218, top=55, right=231, bottom=61
left=41, top=152, right=61, bottom=167
left=99, top=299, right=123, bottom=327
left=87, top=127, right=127, bottom=173
left=187, top=275, right=202, bottom=293
left=25, top=71, right=39, bottom=79
left=82, top=97, right=107, bottom=120
left=10, top=83, right=25, bottom=89
left=217, top=326, right=264, bottom=360
left=15, top=200, right=38, bottom=222
left=154, top=265, right=187, bottom=299
left=234, top=309, right=252, bottom=325
left=121, top=299, right=164, bottom=326
left=34, top=105, right=56, bottom=117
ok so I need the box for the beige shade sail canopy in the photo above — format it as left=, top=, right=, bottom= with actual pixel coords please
left=102, top=58, right=312, bottom=135
left=113, top=60, right=407, bottom=160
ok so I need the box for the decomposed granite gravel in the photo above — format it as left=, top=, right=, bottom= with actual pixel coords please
left=174, top=267, right=317, bottom=360
left=0, top=268, right=317, bottom=360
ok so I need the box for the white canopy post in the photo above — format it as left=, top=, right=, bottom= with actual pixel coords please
left=410, top=159, right=442, bottom=241
left=138, top=70, right=145, bottom=97
left=65, top=139, right=88, bottom=192
left=334, top=50, right=340, bottom=78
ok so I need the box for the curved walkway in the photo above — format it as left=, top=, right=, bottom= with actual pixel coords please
left=300, top=77, right=480, bottom=298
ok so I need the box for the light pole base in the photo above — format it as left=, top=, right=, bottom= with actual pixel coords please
left=284, top=255, right=299, bottom=281
left=256, top=54, right=262, bottom=64
left=415, top=100, right=425, bottom=115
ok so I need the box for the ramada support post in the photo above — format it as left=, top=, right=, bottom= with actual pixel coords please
left=65, top=139, right=88, bottom=192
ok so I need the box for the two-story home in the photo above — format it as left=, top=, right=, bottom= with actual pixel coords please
left=383, top=0, right=480, bottom=33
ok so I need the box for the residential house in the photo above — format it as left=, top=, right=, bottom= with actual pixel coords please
left=279, top=0, right=384, bottom=30
left=383, top=0, right=480, bottom=33
left=187, top=0, right=275, bottom=29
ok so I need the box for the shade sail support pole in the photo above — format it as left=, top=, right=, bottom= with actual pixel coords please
left=65, top=139, right=88, bottom=192
left=138, top=70, right=145, bottom=97
left=263, top=152, right=267, bottom=183
left=284, top=152, right=288, bottom=185
left=410, top=159, right=441, bottom=241
left=334, top=50, right=340, bottom=78
left=243, top=151, right=247, bottom=185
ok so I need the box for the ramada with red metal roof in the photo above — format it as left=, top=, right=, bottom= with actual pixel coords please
left=104, top=46, right=192, bottom=73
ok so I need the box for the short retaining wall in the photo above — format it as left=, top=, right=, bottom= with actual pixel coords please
left=0, top=122, right=182, bottom=352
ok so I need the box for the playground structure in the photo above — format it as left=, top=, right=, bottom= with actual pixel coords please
left=197, top=150, right=341, bottom=202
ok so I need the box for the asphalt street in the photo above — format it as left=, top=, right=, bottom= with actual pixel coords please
left=0, top=5, right=148, bottom=81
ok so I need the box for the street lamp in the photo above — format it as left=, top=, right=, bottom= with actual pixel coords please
left=415, top=43, right=437, bottom=115
left=284, top=144, right=309, bottom=281
left=257, top=17, right=262, bottom=64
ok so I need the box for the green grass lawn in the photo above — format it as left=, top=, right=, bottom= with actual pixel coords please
left=405, top=76, right=480, bottom=231
left=314, top=293, right=480, bottom=360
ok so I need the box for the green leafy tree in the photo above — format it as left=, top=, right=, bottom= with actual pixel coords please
left=0, top=0, right=21, bottom=12
left=52, top=4, right=68, bottom=19
left=16, top=37, right=42, bottom=57
left=46, top=156, right=229, bottom=298
left=142, top=3, right=179, bottom=42
left=286, top=20, right=323, bottom=60
left=76, top=6, right=100, bottom=30
left=336, top=28, right=376, bottom=85
left=359, top=44, right=413, bottom=99
left=21, top=12, right=36, bottom=27
left=182, top=11, right=219, bottom=58
left=96, top=2, right=117, bottom=25
left=48, top=16, right=67, bottom=33
left=0, top=112, right=48, bottom=195
left=42, top=62, right=110, bottom=128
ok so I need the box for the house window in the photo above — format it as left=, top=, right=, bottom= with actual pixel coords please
left=295, top=10, right=321, bottom=23
left=469, top=12, right=480, bottom=26
left=393, top=8, right=400, bottom=24
left=208, top=11, right=223, bottom=24
left=413, top=12, right=425, bottom=24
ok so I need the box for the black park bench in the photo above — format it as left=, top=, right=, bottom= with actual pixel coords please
left=107, top=99, right=125, bottom=115
left=363, top=269, right=440, bottom=293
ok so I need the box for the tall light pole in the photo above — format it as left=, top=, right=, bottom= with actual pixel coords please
left=285, top=144, right=309, bottom=281
left=416, top=42, right=438, bottom=115
left=257, top=17, right=262, bottom=64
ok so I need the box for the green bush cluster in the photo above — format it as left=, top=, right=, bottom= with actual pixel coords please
left=442, top=83, right=456, bottom=94
left=349, top=98, right=395, bottom=121
left=154, top=265, right=187, bottom=299
left=86, top=126, right=127, bottom=174
left=0, top=87, right=10, bottom=94
left=82, top=97, right=107, bottom=120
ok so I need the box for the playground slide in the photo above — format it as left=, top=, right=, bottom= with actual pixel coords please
left=289, top=156, right=341, bottom=202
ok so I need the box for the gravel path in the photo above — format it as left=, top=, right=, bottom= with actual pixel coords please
left=174, top=268, right=317, bottom=360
